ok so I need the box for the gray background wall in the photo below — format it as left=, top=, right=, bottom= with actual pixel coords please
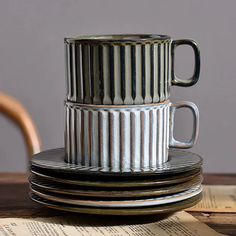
left=0, top=0, right=235, bottom=173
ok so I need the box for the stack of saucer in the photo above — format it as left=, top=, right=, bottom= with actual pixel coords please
left=30, top=34, right=203, bottom=215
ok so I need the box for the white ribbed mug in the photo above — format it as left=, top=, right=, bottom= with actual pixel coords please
left=65, top=100, right=199, bottom=172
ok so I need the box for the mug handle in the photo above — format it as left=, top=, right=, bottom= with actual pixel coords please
left=171, top=39, right=200, bottom=87
left=169, top=101, right=199, bottom=148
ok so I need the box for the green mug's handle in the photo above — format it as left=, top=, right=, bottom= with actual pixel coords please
left=171, top=39, right=200, bottom=87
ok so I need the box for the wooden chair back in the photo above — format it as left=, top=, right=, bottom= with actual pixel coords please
left=0, top=92, right=41, bottom=159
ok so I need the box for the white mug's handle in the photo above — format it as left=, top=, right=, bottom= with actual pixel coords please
left=169, top=101, right=199, bottom=148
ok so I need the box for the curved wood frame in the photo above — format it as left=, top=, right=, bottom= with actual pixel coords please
left=0, top=92, right=41, bottom=159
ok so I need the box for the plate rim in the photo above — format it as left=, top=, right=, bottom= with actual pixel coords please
left=31, top=148, right=203, bottom=176
left=31, top=168, right=202, bottom=188
left=29, top=174, right=203, bottom=198
left=30, top=193, right=203, bottom=215
left=30, top=185, right=202, bottom=208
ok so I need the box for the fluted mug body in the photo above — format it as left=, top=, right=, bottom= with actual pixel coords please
left=65, top=34, right=200, bottom=105
left=65, top=100, right=199, bottom=172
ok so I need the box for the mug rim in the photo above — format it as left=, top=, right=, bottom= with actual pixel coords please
left=65, top=100, right=170, bottom=110
left=65, top=34, right=171, bottom=44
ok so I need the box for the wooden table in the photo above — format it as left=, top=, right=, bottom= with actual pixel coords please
left=0, top=173, right=236, bottom=235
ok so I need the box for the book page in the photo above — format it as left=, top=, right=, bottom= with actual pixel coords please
left=188, top=185, right=236, bottom=212
left=0, top=211, right=220, bottom=236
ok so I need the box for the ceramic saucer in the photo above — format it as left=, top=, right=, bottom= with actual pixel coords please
left=30, top=185, right=202, bottom=208
left=30, top=174, right=202, bottom=198
left=31, top=166, right=202, bottom=188
left=31, top=148, right=203, bottom=176
left=30, top=194, right=202, bottom=216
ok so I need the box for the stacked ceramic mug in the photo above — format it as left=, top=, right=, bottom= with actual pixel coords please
left=64, top=35, right=200, bottom=172
left=30, top=35, right=203, bottom=215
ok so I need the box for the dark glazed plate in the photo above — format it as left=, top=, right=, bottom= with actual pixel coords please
left=29, top=174, right=202, bottom=198
left=31, top=148, right=203, bottom=176
left=30, top=193, right=202, bottom=215
left=30, top=185, right=202, bottom=208
left=31, top=166, right=202, bottom=188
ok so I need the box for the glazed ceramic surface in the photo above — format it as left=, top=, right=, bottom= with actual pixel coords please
left=65, top=34, right=200, bottom=105
left=31, top=185, right=202, bottom=208
left=31, top=166, right=202, bottom=188
left=65, top=101, right=199, bottom=170
left=30, top=174, right=202, bottom=198
left=31, top=194, right=202, bottom=215
left=31, top=148, right=203, bottom=175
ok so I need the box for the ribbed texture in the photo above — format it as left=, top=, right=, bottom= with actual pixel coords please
left=65, top=103, right=170, bottom=172
left=65, top=40, right=171, bottom=105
